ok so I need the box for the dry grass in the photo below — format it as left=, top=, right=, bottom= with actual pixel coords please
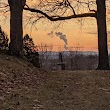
left=0, top=53, right=110, bottom=110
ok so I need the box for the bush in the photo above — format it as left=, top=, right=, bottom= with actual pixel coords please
left=0, top=26, right=9, bottom=50
left=23, top=34, right=40, bottom=67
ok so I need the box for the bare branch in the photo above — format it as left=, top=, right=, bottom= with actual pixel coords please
left=24, top=6, right=96, bottom=21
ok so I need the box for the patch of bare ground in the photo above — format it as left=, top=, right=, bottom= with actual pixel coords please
left=0, top=53, right=110, bottom=110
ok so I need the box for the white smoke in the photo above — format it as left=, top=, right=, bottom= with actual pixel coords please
left=48, top=31, right=68, bottom=50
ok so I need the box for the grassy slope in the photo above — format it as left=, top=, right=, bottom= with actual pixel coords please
left=0, top=53, right=110, bottom=110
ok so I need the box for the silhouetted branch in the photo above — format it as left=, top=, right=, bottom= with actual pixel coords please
left=24, top=7, right=96, bottom=21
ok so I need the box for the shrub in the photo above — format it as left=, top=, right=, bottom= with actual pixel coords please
left=23, top=34, right=40, bottom=67
left=0, top=26, right=8, bottom=50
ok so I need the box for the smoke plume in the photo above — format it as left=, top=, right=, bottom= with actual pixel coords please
left=48, top=31, right=68, bottom=50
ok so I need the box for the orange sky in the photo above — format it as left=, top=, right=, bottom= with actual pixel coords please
left=23, top=17, right=99, bottom=51
left=0, top=17, right=103, bottom=52
left=0, top=0, right=110, bottom=52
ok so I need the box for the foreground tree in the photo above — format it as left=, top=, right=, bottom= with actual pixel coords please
left=96, top=0, right=109, bottom=69
left=8, top=0, right=26, bottom=56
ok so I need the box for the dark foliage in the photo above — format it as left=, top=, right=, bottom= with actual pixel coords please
left=0, top=26, right=9, bottom=50
left=23, top=34, right=40, bottom=68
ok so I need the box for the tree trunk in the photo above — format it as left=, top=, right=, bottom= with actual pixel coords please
left=96, top=0, right=109, bottom=70
left=8, top=0, right=26, bottom=56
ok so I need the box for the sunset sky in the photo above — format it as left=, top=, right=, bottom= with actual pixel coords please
left=0, top=0, right=110, bottom=52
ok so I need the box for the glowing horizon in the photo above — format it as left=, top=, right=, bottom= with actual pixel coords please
left=0, top=0, right=110, bottom=52
left=0, top=17, right=103, bottom=52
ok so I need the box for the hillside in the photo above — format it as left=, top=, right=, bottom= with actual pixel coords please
left=0, top=53, right=110, bottom=110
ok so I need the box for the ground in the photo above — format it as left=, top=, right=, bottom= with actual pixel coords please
left=0, top=53, right=110, bottom=110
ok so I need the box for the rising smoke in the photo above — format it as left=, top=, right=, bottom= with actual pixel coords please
left=48, top=31, right=68, bottom=50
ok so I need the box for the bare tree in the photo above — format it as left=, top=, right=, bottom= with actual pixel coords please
left=8, top=0, right=26, bottom=56
left=24, top=0, right=109, bottom=70
left=0, top=0, right=26, bottom=56
left=86, top=54, right=98, bottom=70
left=67, top=45, right=83, bottom=70
left=36, top=43, right=53, bottom=70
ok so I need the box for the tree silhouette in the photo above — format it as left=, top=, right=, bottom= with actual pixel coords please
left=0, top=26, right=8, bottom=50
left=23, top=34, right=40, bottom=68
left=8, top=0, right=26, bottom=56
left=23, top=34, right=35, bottom=55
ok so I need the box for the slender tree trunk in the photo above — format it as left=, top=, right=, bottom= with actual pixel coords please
left=96, top=0, right=109, bottom=70
left=8, top=0, right=26, bottom=56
